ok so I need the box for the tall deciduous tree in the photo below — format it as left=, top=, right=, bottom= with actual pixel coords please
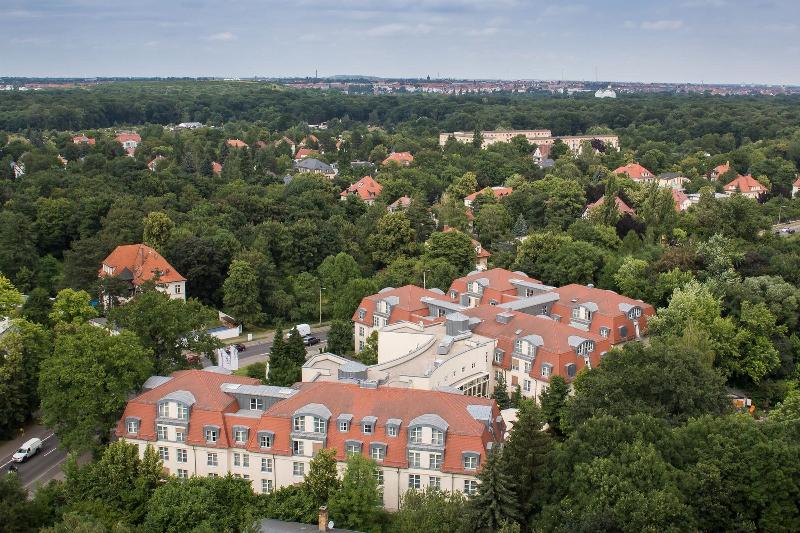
left=424, top=230, right=475, bottom=275
left=329, top=454, right=383, bottom=532
left=142, top=211, right=174, bottom=252
left=368, top=212, right=417, bottom=266
left=305, top=448, right=341, bottom=508
left=539, top=375, right=569, bottom=437
left=327, top=319, right=354, bottom=356
left=49, top=288, right=98, bottom=326
left=0, top=274, right=23, bottom=317
left=222, top=259, right=264, bottom=327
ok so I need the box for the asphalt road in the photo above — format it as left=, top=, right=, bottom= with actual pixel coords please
left=773, top=220, right=800, bottom=236
left=1, top=427, right=68, bottom=491
left=236, top=325, right=330, bottom=368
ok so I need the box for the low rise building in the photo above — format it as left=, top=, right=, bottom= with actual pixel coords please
left=340, top=175, right=383, bottom=205
left=99, top=243, right=186, bottom=302
left=447, top=268, right=549, bottom=308
left=382, top=152, right=414, bottom=166
left=387, top=196, right=412, bottom=212
left=439, top=129, right=619, bottom=153
left=116, top=132, right=141, bottom=152
left=614, top=163, right=656, bottom=183
left=463, top=186, right=513, bottom=208
left=116, top=369, right=503, bottom=509
left=723, top=174, right=768, bottom=199
left=582, top=196, right=636, bottom=218
left=72, top=134, right=96, bottom=145
left=294, top=158, right=336, bottom=179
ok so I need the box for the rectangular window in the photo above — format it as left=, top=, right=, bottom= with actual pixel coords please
left=494, top=352, right=503, bottom=364
left=158, top=447, right=169, bottom=461
left=511, top=358, right=519, bottom=371
left=338, top=421, right=349, bottom=432
left=175, top=430, right=185, bottom=443
left=429, top=476, right=441, bottom=489
left=408, top=451, right=421, bottom=468
left=429, top=453, right=442, bottom=470
left=207, top=453, right=218, bottom=467
left=175, top=285, right=181, bottom=294
left=259, top=433, right=272, bottom=448
left=242, top=454, right=249, bottom=467
left=431, top=429, right=444, bottom=446
left=177, top=404, right=188, bottom=419
left=371, top=446, right=385, bottom=461
left=293, top=416, right=305, bottom=432
left=234, top=453, right=241, bottom=467
left=157, top=425, right=168, bottom=440
left=177, top=449, right=187, bottom=463
left=293, top=462, right=305, bottom=477
left=409, top=427, right=422, bottom=444
left=600, top=327, right=610, bottom=338
left=293, top=440, right=305, bottom=456
left=387, top=425, right=397, bottom=437
left=205, top=428, right=217, bottom=443
left=541, top=366, right=552, bottom=377
left=524, top=361, right=532, bottom=373
left=250, top=398, right=264, bottom=410
left=524, top=379, right=531, bottom=392
left=408, top=474, right=421, bottom=489
left=313, top=417, right=326, bottom=433
left=261, top=479, right=273, bottom=494
left=346, top=442, right=361, bottom=455
left=363, top=424, right=373, bottom=435
left=464, top=480, right=478, bottom=495
left=127, top=420, right=138, bottom=434
left=261, top=458, right=273, bottom=473
left=375, top=470, right=384, bottom=487
left=359, top=326, right=365, bottom=336
left=373, top=316, right=380, bottom=327
left=208, top=473, right=219, bottom=478
left=177, top=469, right=188, bottom=479
left=464, top=455, right=478, bottom=470
left=158, top=403, right=169, bottom=417
left=234, top=428, right=247, bottom=444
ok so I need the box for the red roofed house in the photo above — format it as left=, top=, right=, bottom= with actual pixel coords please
left=99, top=243, right=186, bottom=302
left=582, top=196, right=636, bottom=218
left=382, top=151, right=414, bottom=166
left=550, top=284, right=655, bottom=344
left=387, top=196, right=412, bottom=212
left=226, top=139, right=248, bottom=149
left=340, top=175, right=383, bottom=205
left=671, top=188, right=691, bottom=212
left=352, top=285, right=455, bottom=352
left=294, top=147, right=319, bottom=161
left=447, top=268, right=548, bottom=308
left=147, top=155, right=166, bottom=172
left=709, top=161, right=732, bottom=180
left=792, top=176, right=800, bottom=198
left=614, top=163, right=655, bottom=183
left=463, top=186, right=513, bottom=208
left=116, top=132, right=141, bottom=152
left=212, top=161, right=223, bottom=176
left=463, top=306, right=611, bottom=399
left=274, top=136, right=296, bottom=153
left=72, top=135, right=95, bottom=145
left=723, top=174, right=768, bottom=199
left=441, top=226, right=491, bottom=272
left=116, top=369, right=502, bottom=508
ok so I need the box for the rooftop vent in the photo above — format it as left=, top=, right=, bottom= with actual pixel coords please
left=495, top=312, right=514, bottom=325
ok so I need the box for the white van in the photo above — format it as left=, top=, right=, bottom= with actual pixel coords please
left=286, top=323, right=311, bottom=338
left=13, top=437, right=42, bottom=463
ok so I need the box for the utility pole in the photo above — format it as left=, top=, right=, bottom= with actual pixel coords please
left=319, top=286, right=325, bottom=326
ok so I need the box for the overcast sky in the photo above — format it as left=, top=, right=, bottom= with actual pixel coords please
left=3, top=0, right=799, bottom=84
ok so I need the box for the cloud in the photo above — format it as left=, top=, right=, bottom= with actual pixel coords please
left=365, top=23, right=433, bottom=36
left=208, top=31, right=237, bottom=41
left=641, top=19, right=684, bottom=30
left=466, top=27, right=499, bottom=36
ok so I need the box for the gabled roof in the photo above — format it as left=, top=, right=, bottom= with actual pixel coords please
left=464, top=186, right=513, bottom=204
left=382, top=151, right=414, bottom=165
left=115, top=132, right=141, bottom=143
left=294, top=147, right=319, bottom=160
left=614, top=162, right=654, bottom=181
left=552, top=284, right=654, bottom=318
left=100, top=243, right=186, bottom=285
left=72, top=135, right=95, bottom=145
left=341, top=175, right=383, bottom=201
left=226, top=139, right=248, bottom=148
left=352, top=285, right=446, bottom=326
left=585, top=196, right=636, bottom=216
left=723, top=174, right=768, bottom=193
left=388, top=196, right=412, bottom=210
left=710, top=161, right=731, bottom=177
left=212, top=161, right=223, bottom=175
left=671, top=189, right=690, bottom=211
left=448, top=268, right=540, bottom=301
left=296, top=158, right=333, bottom=172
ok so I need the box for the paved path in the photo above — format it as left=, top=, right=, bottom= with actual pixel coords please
left=0, top=423, right=68, bottom=491
left=773, top=219, right=800, bottom=236
left=223, top=325, right=331, bottom=368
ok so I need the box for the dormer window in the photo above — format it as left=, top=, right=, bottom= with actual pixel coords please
left=450, top=290, right=458, bottom=299
left=431, top=428, right=444, bottom=446
left=177, top=404, right=188, bottom=419
left=204, top=427, right=218, bottom=443
left=358, top=309, right=366, bottom=320
left=313, top=417, right=326, bottom=433
left=541, top=364, right=552, bottom=378
left=628, top=307, right=642, bottom=319
left=158, top=402, right=169, bottom=418
left=409, top=426, right=422, bottom=443
left=339, top=420, right=349, bottom=432
left=233, top=427, right=249, bottom=444
left=293, top=416, right=306, bottom=432
left=599, top=327, right=610, bottom=338
left=258, top=431, right=274, bottom=448
left=576, top=341, right=595, bottom=356
left=250, top=398, right=264, bottom=411
left=363, top=423, right=373, bottom=435
left=463, top=453, right=480, bottom=470
left=126, top=418, right=140, bottom=434
left=494, top=351, right=503, bottom=364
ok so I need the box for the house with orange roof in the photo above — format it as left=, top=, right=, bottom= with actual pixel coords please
left=387, top=196, right=412, bottom=212
left=340, top=175, right=383, bottom=205
left=226, top=139, right=248, bottom=149
left=709, top=161, right=733, bottom=180
left=115, top=132, right=141, bottom=152
left=792, top=176, right=800, bottom=198
left=550, top=284, right=655, bottom=343
left=447, top=268, right=550, bottom=308
left=671, top=188, right=691, bottom=211
left=441, top=226, right=491, bottom=271
left=293, top=147, right=319, bottom=161
left=72, top=134, right=95, bottom=145
left=147, top=155, right=166, bottom=172
left=723, top=174, right=768, bottom=199
left=463, top=186, right=513, bottom=208
left=299, top=134, right=318, bottom=147
left=582, top=196, right=636, bottom=218
left=614, top=162, right=656, bottom=183
left=99, top=243, right=186, bottom=302
left=116, top=368, right=503, bottom=508
left=212, top=161, right=223, bottom=176
left=382, top=151, right=414, bottom=166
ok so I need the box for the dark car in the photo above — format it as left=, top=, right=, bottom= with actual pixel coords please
left=302, top=335, right=320, bottom=346
left=235, top=343, right=246, bottom=352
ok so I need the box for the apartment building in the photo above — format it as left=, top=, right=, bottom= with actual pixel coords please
left=116, top=369, right=503, bottom=509
left=99, top=243, right=186, bottom=302
left=447, top=268, right=553, bottom=308
left=439, top=129, right=620, bottom=153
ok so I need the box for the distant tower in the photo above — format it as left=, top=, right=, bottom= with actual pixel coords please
left=315, top=69, right=318, bottom=79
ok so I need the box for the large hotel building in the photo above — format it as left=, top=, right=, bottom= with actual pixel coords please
left=439, top=129, right=619, bottom=152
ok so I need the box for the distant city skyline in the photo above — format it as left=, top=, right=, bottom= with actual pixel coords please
left=3, top=0, right=799, bottom=85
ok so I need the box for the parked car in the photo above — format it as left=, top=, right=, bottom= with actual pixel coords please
left=234, top=343, right=246, bottom=352
left=13, top=438, right=43, bottom=463
left=303, top=335, right=320, bottom=346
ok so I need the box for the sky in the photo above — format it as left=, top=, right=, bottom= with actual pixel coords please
left=2, top=0, right=799, bottom=85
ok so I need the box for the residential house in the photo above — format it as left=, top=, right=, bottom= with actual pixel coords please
left=299, top=134, right=318, bottom=147
left=438, top=130, right=620, bottom=153
left=148, top=155, right=166, bottom=172
left=294, top=148, right=319, bottom=161
left=388, top=196, right=412, bottom=212
left=671, top=188, right=691, bottom=211
left=116, top=369, right=502, bottom=509
left=227, top=139, right=248, bottom=149
left=709, top=161, right=732, bottom=180
left=447, top=268, right=548, bottom=308
left=792, top=176, right=800, bottom=198
left=72, top=134, right=95, bottom=145
left=614, top=163, right=656, bottom=183
left=273, top=136, right=296, bottom=153
left=99, top=243, right=186, bottom=302
left=116, top=132, right=141, bottom=152
left=176, top=122, right=204, bottom=129
left=463, top=186, right=513, bottom=208
left=340, top=175, right=383, bottom=205
left=532, top=144, right=551, bottom=166
left=441, top=227, right=491, bottom=271
left=212, top=162, right=223, bottom=176
left=723, top=174, right=768, bottom=199
left=657, top=172, right=689, bottom=189
left=582, top=196, right=636, bottom=218
left=382, top=152, right=414, bottom=166
left=11, top=161, right=24, bottom=178
left=294, top=158, right=336, bottom=179
left=550, top=284, right=655, bottom=344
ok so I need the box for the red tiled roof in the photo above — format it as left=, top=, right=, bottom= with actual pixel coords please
left=100, top=244, right=186, bottom=285
left=72, top=135, right=95, bottom=145
left=614, top=163, right=654, bottom=181
left=551, top=284, right=654, bottom=319
left=294, top=148, right=319, bottom=160
left=671, top=188, right=689, bottom=212
left=341, top=175, right=383, bottom=201
left=382, top=152, right=414, bottom=165
left=711, top=161, right=731, bottom=178
left=723, top=174, right=768, bottom=194
left=585, top=196, right=636, bottom=216
left=226, top=139, right=248, bottom=148
left=116, top=132, right=141, bottom=143
left=448, top=268, right=541, bottom=303
left=464, top=186, right=513, bottom=204
left=388, top=196, right=412, bottom=210
left=212, top=161, right=223, bottom=175
left=352, top=285, right=445, bottom=326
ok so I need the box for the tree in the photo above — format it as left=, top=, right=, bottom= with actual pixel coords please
left=332, top=278, right=378, bottom=321
left=470, top=448, right=521, bottom=532
left=305, top=448, right=341, bottom=508
left=613, top=257, right=651, bottom=301
left=424, top=230, right=475, bottom=275
left=357, top=331, right=379, bottom=365
left=390, top=488, right=468, bottom=533
left=539, top=375, right=568, bottom=437
left=491, top=374, right=511, bottom=410
left=446, top=172, right=479, bottom=200
left=529, top=176, right=587, bottom=230
left=142, top=211, right=174, bottom=252
left=0, top=472, right=47, bottom=533
left=475, top=204, right=512, bottom=248
left=327, top=319, right=354, bottom=356
left=513, top=232, right=605, bottom=286
left=268, top=326, right=301, bottom=386
left=0, top=274, right=23, bottom=317
left=39, top=325, right=153, bottom=452
left=329, top=454, right=383, bottom=532
left=512, top=214, right=528, bottom=238
left=368, top=212, right=417, bottom=266
left=222, top=259, right=264, bottom=327
left=769, top=389, right=800, bottom=423
left=49, top=288, right=98, bottom=326
left=21, top=287, right=52, bottom=326
left=108, top=289, right=219, bottom=374
left=318, top=252, right=362, bottom=293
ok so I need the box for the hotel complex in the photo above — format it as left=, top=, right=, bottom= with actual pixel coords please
left=438, top=129, right=620, bottom=152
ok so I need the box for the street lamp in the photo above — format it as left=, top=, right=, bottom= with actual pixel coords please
left=423, top=269, right=431, bottom=290
left=778, top=205, right=784, bottom=225
left=319, top=286, right=326, bottom=326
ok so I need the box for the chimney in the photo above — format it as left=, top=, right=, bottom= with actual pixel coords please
left=318, top=506, right=329, bottom=531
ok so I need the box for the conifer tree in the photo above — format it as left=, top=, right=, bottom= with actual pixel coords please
left=512, top=214, right=529, bottom=238
left=491, top=374, right=511, bottom=410
left=470, top=448, right=521, bottom=532
left=539, top=375, right=569, bottom=437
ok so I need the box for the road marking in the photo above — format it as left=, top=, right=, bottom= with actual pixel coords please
left=42, top=448, right=56, bottom=458
left=23, top=451, right=68, bottom=489
left=0, top=433, right=56, bottom=469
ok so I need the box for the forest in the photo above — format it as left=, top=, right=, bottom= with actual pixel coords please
left=1, top=82, right=800, bottom=532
